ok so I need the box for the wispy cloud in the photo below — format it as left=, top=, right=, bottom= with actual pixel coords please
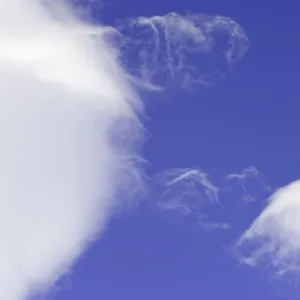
left=226, top=166, right=263, bottom=180
left=225, top=166, right=272, bottom=203
left=115, top=12, right=250, bottom=91
left=153, top=167, right=271, bottom=231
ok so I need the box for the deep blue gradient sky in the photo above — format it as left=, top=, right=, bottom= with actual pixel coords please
left=53, top=0, right=300, bottom=299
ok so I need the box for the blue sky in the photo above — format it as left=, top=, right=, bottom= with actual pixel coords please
left=0, top=0, right=299, bottom=300
left=48, top=0, right=300, bottom=300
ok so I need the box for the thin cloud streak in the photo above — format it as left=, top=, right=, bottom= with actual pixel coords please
left=153, top=167, right=269, bottom=231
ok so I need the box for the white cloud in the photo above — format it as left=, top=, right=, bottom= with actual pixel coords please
left=226, top=166, right=263, bottom=181
left=153, top=168, right=226, bottom=230
left=153, top=167, right=271, bottom=231
left=235, top=180, right=300, bottom=275
left=0, top=1, right=143, bottom=299
left=225, top=166, right=272, bottom=203
left=115, top=12, right=250, bottom=91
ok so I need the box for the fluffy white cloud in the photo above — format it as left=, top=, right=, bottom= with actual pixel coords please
left=0, top=1, right=143, bottom=299
left=235, top=180, right=300, bottom=275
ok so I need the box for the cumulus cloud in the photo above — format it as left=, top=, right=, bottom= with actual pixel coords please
left=153, top=167, right=271, bottom=231
left=0, top=1, right=143, bottom=299
left=234, top=180, right=300, bottom=275
left=115, top=12, right=250, bottom=92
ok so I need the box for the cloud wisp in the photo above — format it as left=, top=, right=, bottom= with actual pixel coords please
left=115, top=12, right=250, bottom=92
left=0, top=1, right=250, bottom=299
left=153, top=167, right=271, bottom=232
left=225, top=166, right=272, bottom=203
